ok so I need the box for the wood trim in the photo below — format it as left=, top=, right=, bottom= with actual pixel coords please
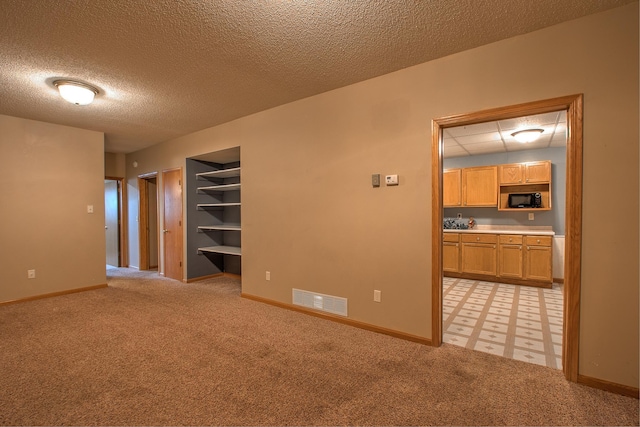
left=444, top=272, right=552, bottom=289
left=242, top=293, right=431, bottom=345
left=0, top=284, right=108, bottom=306
left=577, top=374, right=639, bottom=399
left=185, top=272, right=225, bottom=283
left=563, top=94, right=583, bottom=382
left=553, top=278, right=565, bottom=284
left=431, top=120, right=443, bottom=347
left=431, top=94, right=583, bottom=383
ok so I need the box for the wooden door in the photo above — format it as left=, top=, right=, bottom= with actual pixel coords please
left=105, top=180, right=119, bottom=266
left=163, top=168, right=183, bottom=281
left=443, top=169, right=461, bottom=207
left=498, top=244, right=523, bottom=279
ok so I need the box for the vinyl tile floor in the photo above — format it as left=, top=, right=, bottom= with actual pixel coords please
left=443, top=277, right=563, bottom=369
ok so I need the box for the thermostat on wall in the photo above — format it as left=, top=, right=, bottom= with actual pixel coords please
left=385, top=174, right=398, bottom=186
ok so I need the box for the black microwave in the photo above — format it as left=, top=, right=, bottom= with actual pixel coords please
left=508, top=192, right=542, bottom=208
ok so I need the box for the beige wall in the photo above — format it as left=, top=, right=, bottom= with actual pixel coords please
left=0, top=115, right=107, bottom=301
left=127, top=4, right=639, bottom=387
left=105, top=152, right=126, bottom=177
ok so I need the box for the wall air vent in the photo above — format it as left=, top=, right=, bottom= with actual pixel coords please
left=292, top=288, right=348, bottom=317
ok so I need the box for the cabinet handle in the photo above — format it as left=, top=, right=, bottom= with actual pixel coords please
left=493, top=245, right=496, bottom=249
left=509, top=238, right=512, bottom=242
left=476, top=237, right=480, bottom=241
left=162, top=229, right=169, bottom=233
left=527, top=246, right=530, bottom=250
left=537, top=239, right=540, bottom=243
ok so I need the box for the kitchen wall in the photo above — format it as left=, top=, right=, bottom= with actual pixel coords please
left=0, top=115, right=106, bottom=301
left=125, top=4, right=638, bottom=388
left=443, top=146, right=566, bottom=234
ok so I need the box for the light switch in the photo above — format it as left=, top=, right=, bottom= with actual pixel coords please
left=385, top=175, right=398, bottom=186
left=372, top=174, right=381, bottom=187
left=87, top=205, right=94, bottom=214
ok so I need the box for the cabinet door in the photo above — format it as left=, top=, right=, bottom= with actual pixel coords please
left=462, top=166, right=497, bottom=207
left=443, top=169, right=461, bottom=207
left=525, top=246, right=552, bottom=282
left=524, top=161, right=551, bottom=183
left=499, top=244, right=523, bottom=279
left=461, top=243, right=497, bottom=276
left=498, top=164, right=523, bottom=184
left=443, top=242, right=460, bottom=273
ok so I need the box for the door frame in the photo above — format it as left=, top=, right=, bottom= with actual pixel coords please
left=431, top=94, right=583, bottom=382
left=105, top=176, right=126, bottom=267
left=138, top=172, right=158, bottom=271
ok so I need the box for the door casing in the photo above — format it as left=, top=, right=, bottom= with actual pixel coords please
left=431, top=94, right=583, bottom=382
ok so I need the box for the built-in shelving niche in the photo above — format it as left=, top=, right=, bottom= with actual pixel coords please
left=186, top=146, right=241, bottom=280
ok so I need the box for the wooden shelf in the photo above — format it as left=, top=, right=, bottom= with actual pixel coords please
left=197, top=183, right=241, bottom=192
left=196, top=167, right=241, bottom=179
left=198, top=245, right=241, bottom=256
left=197, top=202, right=241, bottom=209
left=197, top=225, right=241, bottom=231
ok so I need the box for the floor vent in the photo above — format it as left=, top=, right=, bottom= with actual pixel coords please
left=292, top=288, right=348, bottom=317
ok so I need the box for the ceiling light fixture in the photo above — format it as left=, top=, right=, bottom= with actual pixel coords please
left=53, top=80, right=99, bottom=105
left=511, top=128, right=544, bottom=143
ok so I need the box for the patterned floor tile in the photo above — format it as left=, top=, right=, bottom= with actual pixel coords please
left=443, top=278, right=563, bottom=370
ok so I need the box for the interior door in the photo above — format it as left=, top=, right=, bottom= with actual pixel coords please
left=163, top=168, right=183, bottom=280
left=105, top=180, right=119, bottom=266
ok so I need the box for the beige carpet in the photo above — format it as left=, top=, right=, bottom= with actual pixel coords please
left=0, top=267, right=637, bottom=426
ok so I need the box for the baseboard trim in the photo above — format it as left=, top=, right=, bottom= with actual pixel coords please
left=241, top=293, right=431, bottom=346
left=185, top=272, right=242, bottom=283
left=578, top=374, right=639, bottom=399
left=0, top=284, right=108, bottom=306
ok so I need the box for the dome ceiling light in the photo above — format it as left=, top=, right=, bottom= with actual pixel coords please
left=53, top=80, right=99, bottom=105
left=511, top=128, right=544, bottom=143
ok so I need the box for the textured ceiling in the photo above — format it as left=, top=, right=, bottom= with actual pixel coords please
left=0, top=0, right=634, bottom=153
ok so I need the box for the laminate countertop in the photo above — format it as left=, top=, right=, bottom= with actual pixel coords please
left=443, top=228, right=555, bottom=236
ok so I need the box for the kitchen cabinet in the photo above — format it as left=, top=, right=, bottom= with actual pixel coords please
left=461, top=234, right=497, bottom=276
left=462, top=166, right=497, bottom=207
left=443, top=169, right=462, bottom=207
left=498, top=160, right=551, bottom=211
left=498, top=235, right=523, bottom=279
left=443, top=233, right=461, bottom=273
left=524, top=235, right=553, bottom=283
left=444, top=231, right=553, bottom=288
left=498, top=161, right=550, bottom=185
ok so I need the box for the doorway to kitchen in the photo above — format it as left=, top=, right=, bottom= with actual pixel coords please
left=431, top=95, right=583, bottom=382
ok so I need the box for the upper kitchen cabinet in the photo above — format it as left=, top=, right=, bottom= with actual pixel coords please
left=462, top=165, right=498, bottom=207
left=443, top=168, right=462, bottom=207
left=498, top=161, right=551, bottom=185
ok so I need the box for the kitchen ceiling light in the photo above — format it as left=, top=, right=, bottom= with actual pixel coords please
left=511, top=128, right=544, bottom=143
left=53, top=80, right=99, bottom=105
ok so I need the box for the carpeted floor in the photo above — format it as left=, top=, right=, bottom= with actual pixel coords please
left=0, top=267, right=637, bottom=426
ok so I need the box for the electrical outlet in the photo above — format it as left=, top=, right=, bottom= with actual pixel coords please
left=265, top=271, right=270, bottom=281
left=457, top=213, right=462, bottom=219
left=87, top=205, right=94, bottom=214
left=27, top=269, right=36, bottom=279
left=528, top=213, right=535, bottom=221
left=374, top=290, right=381, bottom=302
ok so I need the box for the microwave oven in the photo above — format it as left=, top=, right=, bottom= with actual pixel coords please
left=508, top=192, right=542, bottom=208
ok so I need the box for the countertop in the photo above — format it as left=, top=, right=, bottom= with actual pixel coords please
left=443, top=227, right=555, bottom=236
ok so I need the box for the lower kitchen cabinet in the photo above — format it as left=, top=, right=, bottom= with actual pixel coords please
left=443, top=233, right=461, bottom=273
left=444, top=232, right=553, bottom=288
left=461, top=234, right=497, bottom=276
left=498, top=235, right=523, bottom=279
left=524, top=235, right=553, bottom=282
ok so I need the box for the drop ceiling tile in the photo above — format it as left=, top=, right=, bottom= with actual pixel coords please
left=444, top=139, right=461, bottom=148
left=455, top=131, right=503, bottom=145
left=446, top=122, right=499, bottom=138
left=443, top=146, right=470, bottom=158
left=465, top=141, right=506, bottom=154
